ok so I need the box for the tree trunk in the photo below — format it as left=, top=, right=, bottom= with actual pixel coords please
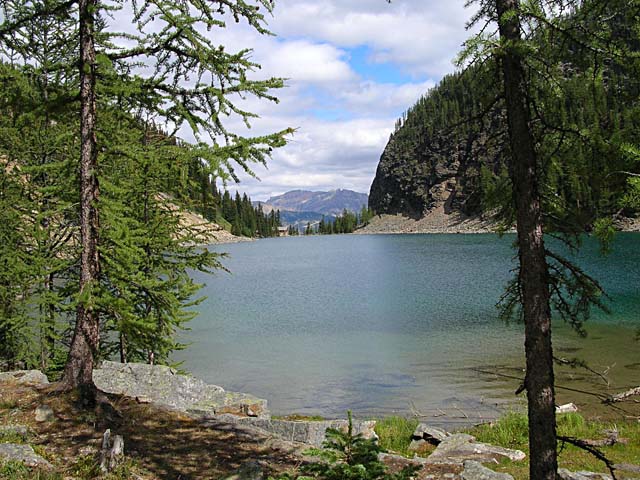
left=62, top=0, right=100, bottom=398
left=495, top=1, right=558, bottom=479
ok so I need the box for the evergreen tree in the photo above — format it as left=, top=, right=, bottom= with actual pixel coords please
left=0, top=0, right=292, bottom=394
left=461, top=1, right=637, bottom=477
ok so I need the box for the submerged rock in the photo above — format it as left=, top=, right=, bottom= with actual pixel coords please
left=0, top=443, right=52, bottom=468
left=93, top=361, right=268, bottom=419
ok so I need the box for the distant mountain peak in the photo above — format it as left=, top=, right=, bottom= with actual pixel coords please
left=255, top=189, right=369, bottom=226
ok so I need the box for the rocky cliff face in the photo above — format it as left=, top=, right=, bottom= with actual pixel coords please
left=369, top=119, right=504, bottom=219
left=368, top=71, right=505, bottom=219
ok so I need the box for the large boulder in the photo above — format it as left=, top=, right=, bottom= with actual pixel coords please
left=93, top=361, right=268, bottom=419
left=0, top=370, right=49, bottom=386
left=426, top=433, right=525, bottom=466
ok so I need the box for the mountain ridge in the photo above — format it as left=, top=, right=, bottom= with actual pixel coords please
left=254, top=188, right=368, bottom=229
left=259, top=189, right=368, bottom=216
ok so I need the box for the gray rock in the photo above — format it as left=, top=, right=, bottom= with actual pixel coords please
left=93, top=361, right=268, bottom=419
left=461, top=461, right=514, bottom=480
left=35, top=405, right=55, bottom=423
left=0, top=370, right=49, bottom=386
left=426, top=434, right=525, bottom=465
left=0, top=443, right=52, bottom=468
left=206, top=416, right=377, bottom=447
left=558, top=469, right=612, bottom=480
left=412, top=424, right=450, bottom=444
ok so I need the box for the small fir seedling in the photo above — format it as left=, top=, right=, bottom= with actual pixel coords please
left=272, top=411, right=418, bottom=480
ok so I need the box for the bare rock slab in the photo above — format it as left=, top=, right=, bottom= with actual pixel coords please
left=461, top=461, right=514, bottom=480
left=93, top=361, right=268, bottom=419
left=426, top=434, right=525, bottom=466
left=0, top=443, right=52, bottom=469
left=0, top=370, right=49, bottom=386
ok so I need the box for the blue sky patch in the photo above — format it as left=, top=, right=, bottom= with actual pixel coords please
left=346, top=45, right=415, bottom=85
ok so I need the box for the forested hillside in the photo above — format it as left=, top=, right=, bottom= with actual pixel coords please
left=369, top=11, right=640, bottom=229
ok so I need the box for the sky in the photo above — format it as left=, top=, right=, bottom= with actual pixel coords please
left=197, top=1, right=476, bottom=201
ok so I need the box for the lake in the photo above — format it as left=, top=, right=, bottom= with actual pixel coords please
left=176, top=233, right=640, bottom=425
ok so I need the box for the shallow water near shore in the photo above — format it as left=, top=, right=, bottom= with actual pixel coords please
left=176, top=233, right=640, bottom=426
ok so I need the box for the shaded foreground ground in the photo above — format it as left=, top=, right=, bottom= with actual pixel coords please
left=1, top=380, right=639, bottom=479
left=0, top=382, right=300, bottom=479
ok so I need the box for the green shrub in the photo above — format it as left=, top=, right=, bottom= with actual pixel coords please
left=272, top=412, right=418, bottom=480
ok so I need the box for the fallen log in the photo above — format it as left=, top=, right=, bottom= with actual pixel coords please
left=582, top=429, right=628, bottom=447
left=605, top=386, right=640, bottom=403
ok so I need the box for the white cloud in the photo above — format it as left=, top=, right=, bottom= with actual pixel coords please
left=269, top=0, right=473, bottom=77
left=107, top=1, right=476, bottom=200
left=259, top=40, right=356, bottom=84
left=224, top=117, right=394, bottom=201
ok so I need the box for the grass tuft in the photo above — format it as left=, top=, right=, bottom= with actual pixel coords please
left=375, top=416, right=419, bottom=456
left=469, top=411, right=529, bottom=449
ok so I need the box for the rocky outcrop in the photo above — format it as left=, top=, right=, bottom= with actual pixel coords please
left=92, top=361, right=377, bottom=448
left=368, top=71, right=505, bottom=221
left=379, top=454, right=515, bottom=480
left=93, top=361, right=268, bottom=419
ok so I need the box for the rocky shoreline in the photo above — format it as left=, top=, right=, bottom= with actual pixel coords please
left=355, top=211, right=640, bottom=236
left=2, top=364, right=631, bottom=479
left=355, top=210, right=505, bottom=235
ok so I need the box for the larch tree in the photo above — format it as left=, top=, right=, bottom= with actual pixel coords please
left=0, top=0, right=291, bottom=397
left=494, top=1, right=558, bottom=476
left=459, top=0, right=638, bottom=478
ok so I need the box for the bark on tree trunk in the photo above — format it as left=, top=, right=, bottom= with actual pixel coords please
left=62, top=0, right=100, bottom=398
left=495, top=1, right=558, bottom=479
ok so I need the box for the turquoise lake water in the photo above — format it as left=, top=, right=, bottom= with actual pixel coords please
left=176, top=233, right=640, bottom=423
